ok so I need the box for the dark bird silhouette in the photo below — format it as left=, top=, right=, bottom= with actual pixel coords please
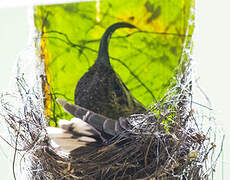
left=74, top=22, right=146, bottom=120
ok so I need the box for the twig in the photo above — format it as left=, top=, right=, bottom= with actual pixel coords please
left=13, top=122, right=21, bottom=180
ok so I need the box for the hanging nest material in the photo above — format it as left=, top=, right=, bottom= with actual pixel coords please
left=0, top=50, right=224, bottom=180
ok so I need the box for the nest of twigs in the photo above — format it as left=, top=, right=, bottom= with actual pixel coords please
left=0, top=51, right=223, bottom=180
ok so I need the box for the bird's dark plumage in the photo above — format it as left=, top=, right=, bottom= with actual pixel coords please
left=48, top=23, right=145, bottom=152
left=74, top=22, right=146, bottom=119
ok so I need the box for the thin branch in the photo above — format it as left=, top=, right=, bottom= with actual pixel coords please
left=13, top=123, right=21, bottom=180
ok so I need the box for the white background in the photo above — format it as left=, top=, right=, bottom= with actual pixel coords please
left=0, top=7, right=29, bottom=179
left=0, top=1, right=230, bottom=179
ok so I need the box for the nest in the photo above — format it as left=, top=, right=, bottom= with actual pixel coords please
left=0, top=51, right=224, bottom=180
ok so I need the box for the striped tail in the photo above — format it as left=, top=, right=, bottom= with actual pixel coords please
left=56, top=98, right=131, bottom=136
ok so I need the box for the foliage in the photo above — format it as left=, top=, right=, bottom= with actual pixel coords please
left=34, top=0, right=194, bottom=125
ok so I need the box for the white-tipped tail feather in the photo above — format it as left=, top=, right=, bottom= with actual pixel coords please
left=47, top=98, right=132, bottom=153
left=56, top=98, right=131, bottom=136
left=47, top=118, right=100, bottom=153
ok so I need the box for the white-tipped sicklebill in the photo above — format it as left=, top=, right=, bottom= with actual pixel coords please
left=74, top=22, right=146, bottom=120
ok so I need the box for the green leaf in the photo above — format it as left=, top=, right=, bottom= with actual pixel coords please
left=34, top=0, right=194, bottom=125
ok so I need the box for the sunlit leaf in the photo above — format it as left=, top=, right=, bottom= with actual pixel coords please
left=34, top=0, right=194, bottom=125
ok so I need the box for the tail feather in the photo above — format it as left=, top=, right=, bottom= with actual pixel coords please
left=56, top=98, right=131, bottom=136
left=47, top=98, right=133, bottom=153
left=47, top=118, right=100, bottom=153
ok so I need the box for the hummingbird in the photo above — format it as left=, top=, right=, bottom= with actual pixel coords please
left=48, top=22, right=146, bottom=153
left=74, top=22, right=146, bottom=120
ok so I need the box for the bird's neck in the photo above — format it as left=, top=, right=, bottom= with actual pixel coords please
left=95, top=22, right=136, bottom=66
left=95, top=32, right=111, bottom=66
